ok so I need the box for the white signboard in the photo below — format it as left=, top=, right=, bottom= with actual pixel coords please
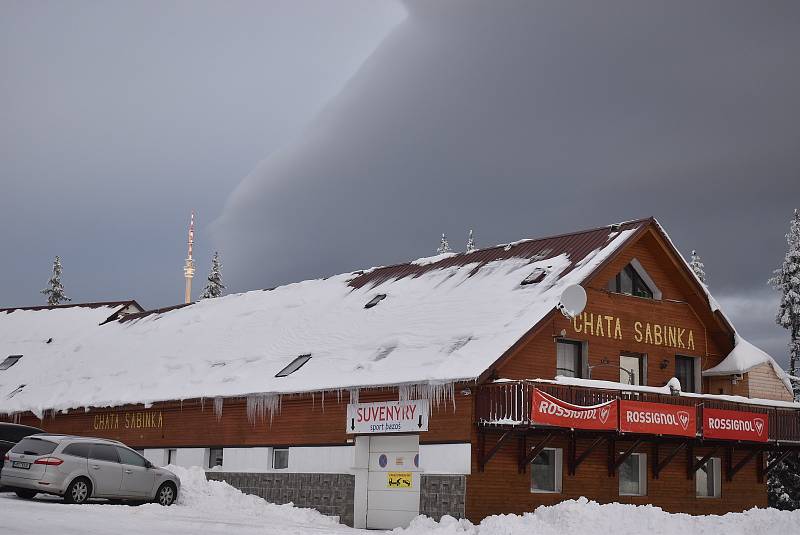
left=346, top=400, right=429, bottom=434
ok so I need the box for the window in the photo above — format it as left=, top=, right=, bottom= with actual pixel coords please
left=619, top=453, right=647, bottom=496
left=531, top=448, right=562, bottom=493
left=364, top=294, right=386, bottom=309
left=167, top=449, right=177, bottom=465
left=62, top=443, right=91, bottom=458
left=620, top=353, right=645, bottom=386
left=208, top=448, right=223, bottom=468
left=675, top=356, right=697, bottom=393
left=117, top=447, right=147, bottom=467
left=0, top=355, right=22, bottom=371
left=521, top=268, right=547, bottom=285
left=696, top=457, right=721, bottom=498
left=272, top=448, right=289, bottom=470
left=10, top=437, right=57, bottom=456
left=7, top=385, right=25, bottom=398
left=275, top=354, right=312, bottom=377
left=556, top=340, right=583, bottom=378
left=610, top=264, right=653, bottom=299
left=89, top=444, right=120, bottom=463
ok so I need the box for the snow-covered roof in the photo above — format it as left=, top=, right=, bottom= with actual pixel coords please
left=703, top=334, right=793, bottom=393
left=0, top=222, right=644, bottom=416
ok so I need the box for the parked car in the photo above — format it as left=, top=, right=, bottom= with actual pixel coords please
left=0, top=435, right=180, bottom=505
left=0, top=423, right=44, bottom=490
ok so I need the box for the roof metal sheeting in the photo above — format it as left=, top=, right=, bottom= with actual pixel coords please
left=349, top=218, right=650, bottom=290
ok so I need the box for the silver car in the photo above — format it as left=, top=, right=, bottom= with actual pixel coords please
left=0, top=434, right=180, bottom=505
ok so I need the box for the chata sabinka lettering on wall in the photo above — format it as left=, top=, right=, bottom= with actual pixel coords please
left=93, top=411, right=163, bottom=431
left=572, top=311, right=695, bottom=350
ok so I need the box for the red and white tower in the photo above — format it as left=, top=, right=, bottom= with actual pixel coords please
left=183, top=210, right=196, bottom=304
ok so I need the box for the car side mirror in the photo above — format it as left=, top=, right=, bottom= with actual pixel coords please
left=145, top=460, right=153, bottom=469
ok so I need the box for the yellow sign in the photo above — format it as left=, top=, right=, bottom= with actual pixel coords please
left=387, top=472, right=412, bottom=488
left=92, top=411, right=163, bottom=431
left=572, top=312, right=695, bottom=351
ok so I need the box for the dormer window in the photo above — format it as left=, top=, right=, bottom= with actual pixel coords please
left=0, top=355, right=22, bottom=371
left=609, top=263, right=654, bottom=299
left=275, top=354, right=311, bottom=377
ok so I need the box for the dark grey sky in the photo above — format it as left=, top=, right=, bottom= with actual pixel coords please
left=3, top=1, right=799, bottom=365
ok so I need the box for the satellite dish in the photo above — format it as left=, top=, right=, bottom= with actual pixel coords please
left=558, top=285, right=587, bottom=319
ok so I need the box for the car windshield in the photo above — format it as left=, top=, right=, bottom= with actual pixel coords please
left=10, top=437, right=57, bottom=456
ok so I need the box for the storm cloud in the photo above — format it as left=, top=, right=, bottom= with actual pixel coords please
left=212, top=1, right=800, bottom=363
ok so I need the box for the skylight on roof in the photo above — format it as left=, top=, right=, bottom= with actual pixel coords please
left=275, top=354, right=312, bottom=377
left=0, top=355, right=22, bottom=371
left=7, top=384, right=25, bottom=399
left=364, top=294, right=387, bottom=309
left=521, top=268, right=547, bottom=285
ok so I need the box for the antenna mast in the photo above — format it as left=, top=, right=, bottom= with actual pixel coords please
left=183, top=210, right=196, bottom=303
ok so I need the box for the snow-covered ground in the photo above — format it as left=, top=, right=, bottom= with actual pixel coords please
left=1, top=465, right=798, bottom=534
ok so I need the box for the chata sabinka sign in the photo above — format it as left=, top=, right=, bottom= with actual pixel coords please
left=92, top=411, right=163, bottom=431
left=572, top=311, right=696, bottom=350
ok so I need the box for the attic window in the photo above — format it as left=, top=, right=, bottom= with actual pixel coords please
left=0, top=355, right=22, bottom=371
left=521, top=268, right=547, bottom=285
left=275, top=354, right=312, bottom=377
left=609, top=263, right=654, bottom=299
left=364, top=294, right=387, bottom=309
left=7, top=384, right=25, bottom=399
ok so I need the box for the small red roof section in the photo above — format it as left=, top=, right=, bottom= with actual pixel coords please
left=0, top=300, right=144, bottom=324
left=349, top=218, right=652, bottom=290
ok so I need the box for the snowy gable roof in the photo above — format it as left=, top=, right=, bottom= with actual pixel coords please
left=0, top=222, right=645, bottom=415
left=703, top=334, right=793, bottom=393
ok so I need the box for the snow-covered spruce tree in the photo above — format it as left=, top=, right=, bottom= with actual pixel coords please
left=437, top=233, right=452, bottom=254
left=689, top=249, right=706, bottom=283
left=769, top=209, right=800, bottom=399
left=466, top=230, right=476, bottom=253
left=40, top=256, right=70, bottom=306
left=769, top=452, right=800, bottom=509
left=200, top=251, right=225, bottom=299
left=767, top=209, right=800, bottom=510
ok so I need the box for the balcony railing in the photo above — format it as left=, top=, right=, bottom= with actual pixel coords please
left=476, top=381, right=800, bottom=444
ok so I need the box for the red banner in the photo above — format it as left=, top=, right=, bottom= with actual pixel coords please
left=531, top=389, right=618, bottom=430
left=703, top=408, right=769, bottom=442
left=619, top=400, right=696, bottom=437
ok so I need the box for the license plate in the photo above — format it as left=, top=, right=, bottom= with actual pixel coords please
left=12, top=461, right=31, bottom=469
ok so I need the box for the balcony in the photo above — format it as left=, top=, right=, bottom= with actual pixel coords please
left=476, top=380, right=800, bottom=444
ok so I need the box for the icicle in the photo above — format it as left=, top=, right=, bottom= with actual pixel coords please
left=397, top=382, right=456, bottom=412
left=200, top=397, right=205, bottom=411
left=321, top=390, right=325, bottom=412
left=246, top=393, right=282, bottom=425
left=213, top=396, right=224, bottom=421
left=349, top=388, right=360, bottom=404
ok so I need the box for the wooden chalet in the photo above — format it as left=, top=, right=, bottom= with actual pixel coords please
left=0, top=218, right=797, bottom=528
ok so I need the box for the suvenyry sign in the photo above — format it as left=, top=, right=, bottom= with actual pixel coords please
left=346, top=400, right=429, bottom=434
left=571, top=311, right=696, bottom=350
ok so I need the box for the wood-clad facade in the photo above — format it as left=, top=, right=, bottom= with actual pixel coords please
left=3, top=219, right=799, bottom=526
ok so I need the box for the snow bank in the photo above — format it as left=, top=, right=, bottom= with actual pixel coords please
left=394, top=498, right=800, bottom=535
left=167, top=465, right=343, bottom=527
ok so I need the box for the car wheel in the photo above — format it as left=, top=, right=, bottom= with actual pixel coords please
left=155, top=482, right=177, bottom=506
left=15, top=489, right=37, bottom=500
left=64, top=478, right=91, bottom=504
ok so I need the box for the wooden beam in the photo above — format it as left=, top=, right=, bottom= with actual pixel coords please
left=519, top=432, right=555, bottom=473
left=571, top=436, right=607, bottom=476
left=766, top=450, right=796, bottom=475
left=608, top=437, right=616, bottom=476
left=478, top=431, right=511, bottom=472
left=727, top=447, right=763, bottom=481
left=654, top=441, right=688, bottom=479
left=757, top=450, right=765, bottom=483
left=691, top=446, right=721, bottom=474
left=686, top=443, right=694, bottom=480
left=611, top=439, right=644, bottom=474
